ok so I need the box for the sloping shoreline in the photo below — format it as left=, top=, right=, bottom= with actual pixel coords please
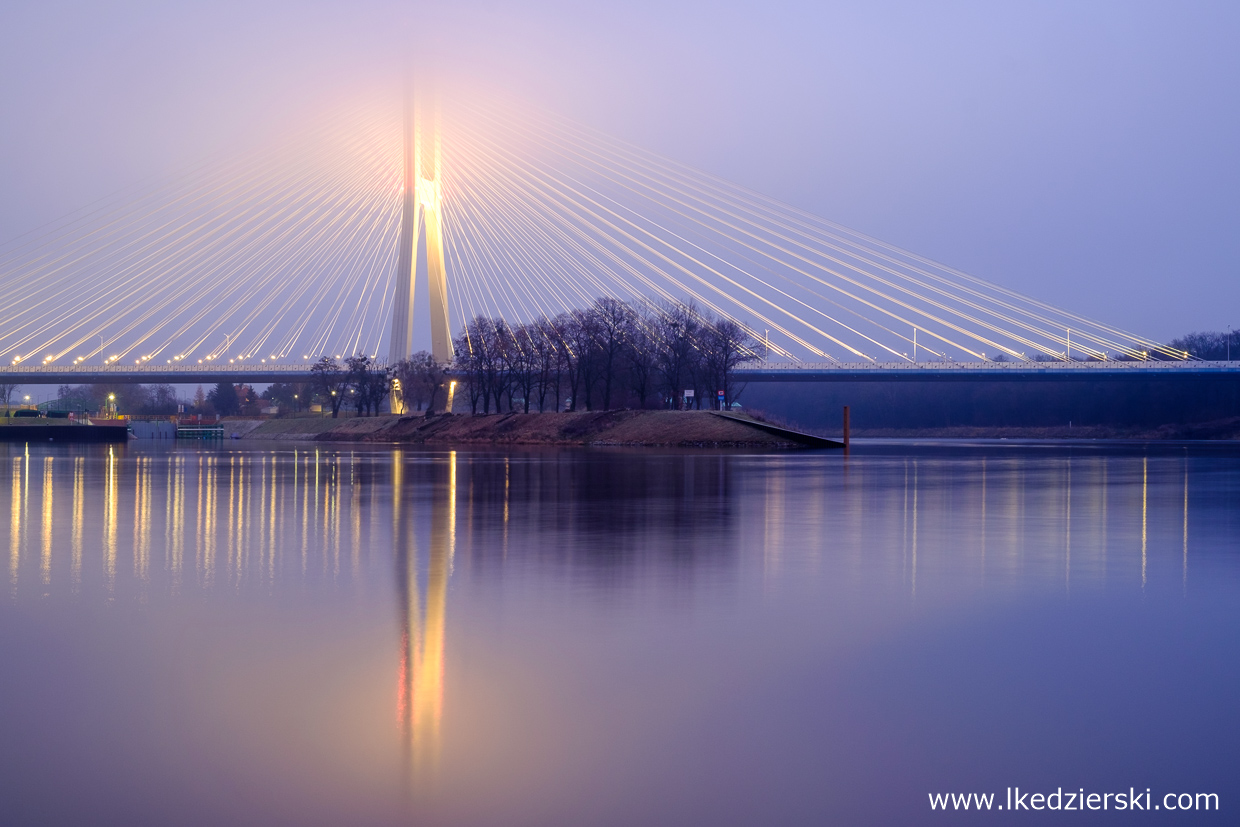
left=242, top=410, right=826, bottom=448
left=849, top=417, right=1240, bottom=440
left=221, top=412, right=1240, bottom=445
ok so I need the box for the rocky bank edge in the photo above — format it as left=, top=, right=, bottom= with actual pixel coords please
left=239, top=410, right=811, bottom=448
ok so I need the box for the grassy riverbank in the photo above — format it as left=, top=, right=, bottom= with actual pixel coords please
left=242, top=410, right=809, bottom=447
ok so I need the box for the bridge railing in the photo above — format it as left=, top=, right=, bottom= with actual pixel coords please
left=740, top=360, right=1240, bottom=372
left=0, top=364, right=316, bottom=375
left=0, top=359, right=1236, bottom=385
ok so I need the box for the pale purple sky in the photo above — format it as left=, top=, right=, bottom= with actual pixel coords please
left=2, top=0, right=1237, bottom=341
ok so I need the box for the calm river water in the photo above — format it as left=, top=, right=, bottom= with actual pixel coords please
left=2, top=440, right=1238, bottom=825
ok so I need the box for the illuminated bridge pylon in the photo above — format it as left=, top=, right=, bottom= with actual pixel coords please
left=388, top=86, right=454, bottom=370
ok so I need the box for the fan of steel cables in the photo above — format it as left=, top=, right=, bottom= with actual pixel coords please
left=0, top=92, right=1182, bottom=370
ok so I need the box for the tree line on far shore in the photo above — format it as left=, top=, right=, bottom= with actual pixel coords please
left=41, top=381, right=273, bottom=416
left=23, top=298, right=763, bottom=418
left=1169, top=330, right=1240, bottom=361
left=43, top=303, right=1238, bottom=418
left=309, top=298, right=765, bottom=416
left=449, top=298, right=763, bottom=414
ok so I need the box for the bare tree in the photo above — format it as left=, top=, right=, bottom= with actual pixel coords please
left=481, top=318, right=511, bottom=413
left=703, top=318, right=763, bottom=409
left=0, top=382, right=20, bottom=413
left=310, top=356, right=348, bottom=417
left=345, top=355, right=393, bottom=416
left=531, top=317, right=561, bottom=412
left=625, top=302, right=659, bottom=408
left=509, top=324, right=539, bottom=413
left=549, top=313, right=580, bottom=410
left=449, top=297, right=764, bottom=415
left=561, top=311, right=601, bottom=410
left=1169, top=330, right=1239, bottom=361
left=394, top=351, right=449, bottom=412
left=496, top=323, right=520, bottom=412
left=263, top=382, right=309, bottom=412
left=454, top=317, right=510, bottom=414
left=591, top=297, right=631, bottom=410
left=655, top=301, right=703, bottom=409
left=363, top=363, right=394, bottom=415
left=453, top=330, right=484, bottom=414
left=146, top=384, right=179, bottom=414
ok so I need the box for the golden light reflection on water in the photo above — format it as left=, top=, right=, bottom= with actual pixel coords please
left=761, top=458, right=785, bottom=581
left=1183, top=457, right=1189, bottom=592
left=911, top=460, right=919, bottom=597
left=302, top=451, right=311, bottom=574
left=3, top=447, right=421, bottom=597
left=330, top=456, right=342, bottom=580
left=1065, top=458, right=1072, bottom=593
left=270, top=456, right=279, bottom=583
left=502, top=456, right=509, bottom=556
left=72, top=457, right=84, bottom=590
left=227, top=455, right=238, bottom=584
left=1100, top=460, right=1108, bottom=570
left=0, top=442, right=1218, bottom=798
left=979, top=457, right=987, bottom=581
left=1142, top=456, right=1149, bottom=588
left=172, top=456, right=185, bottom=589
left=104, top=446, right=117, bottom=593
left=0, top=447, right=1205, bottom=601
left=901, top=460, right=909, bottom=586
left=41, top=457, right=53, bottom=586
left=350, top=456, right=361, bottom=581
left=203, top=456, right=216, bottom=586
left=10, top=456, right=21, bottom=591
left=195, top=456, right=205, bottom=584
left=134, top=456, right=152, bottom=585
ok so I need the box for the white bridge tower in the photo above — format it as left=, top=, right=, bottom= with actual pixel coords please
left=388, top=86, right=454, bottom=371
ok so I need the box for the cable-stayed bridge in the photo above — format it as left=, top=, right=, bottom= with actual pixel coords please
left=0, top=88, right=1230, bottom=390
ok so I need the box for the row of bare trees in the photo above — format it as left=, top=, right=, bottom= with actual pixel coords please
left=304, top=299, right=763, bottom=417
left=269, top=353, right=440, bottom=417
left=1169, top=330, right=1240, bottom=361
left=451, top=299, right=764, bottom=414
left=308, top=354, right=393, bottom=417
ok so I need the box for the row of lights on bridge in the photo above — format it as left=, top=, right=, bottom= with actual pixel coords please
left=11, top=352, right=381, bottom=366
left=16, top=349, right=1173, bottom=366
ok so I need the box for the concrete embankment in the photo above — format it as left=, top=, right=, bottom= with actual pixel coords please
left=242, top=410, right=840, bottom=448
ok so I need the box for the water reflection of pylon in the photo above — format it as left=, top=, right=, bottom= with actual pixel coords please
left=395, top=449, right=455, bottom=780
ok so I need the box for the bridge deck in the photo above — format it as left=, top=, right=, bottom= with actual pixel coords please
left=735, top=361, right=1240, bottom=382
left=0, top=361, right=1236, bottom=385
